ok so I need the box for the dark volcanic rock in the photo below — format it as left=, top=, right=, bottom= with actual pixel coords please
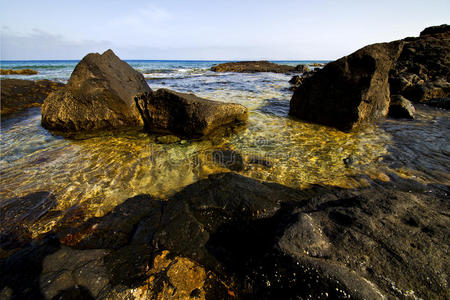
left=1, top=173, right=448, bottom=299
left=420, top=24, right=450, bottom=37
left=41, top=49, right=151, bottom=131
left=289, top=75, right=303, bottom=85
left=211, top=61, right=296, bottom=73
left=290, top=42, right=404, bottom=131
left=146, top=173, right=450, bottom=299
left=388, top=95, right=415, bottom=119
left=151, top=173, right=449, bottom=299
left=134, top=89, right=248, bottom=138
left=56, top=195, right=162, bottom=250
left=0, top=79, right=64, bottom=115
left=426, top=97, right=450, bottom=109
left=294, top=64, right=310, bottom=73
left=389, top=25, right=450, bottom=104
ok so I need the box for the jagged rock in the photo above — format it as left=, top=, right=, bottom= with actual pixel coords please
left=41, top=49, right=151, bottom=131
left=388, top=95, right=415, bottom=119
left=420, top=24, right=450, bottom=36
left=389, top=25, right=449, bottom=104
left=134, top=89, right=248, bottom=138
left=211, top=61, right=296, bottom=73
left=294, top=64, right=310, bottom=73
left=290, top=42, right=404, bottom=131
left=0, top=79, right=64, bottom=115
left=288, top=75, right=303, bottom=85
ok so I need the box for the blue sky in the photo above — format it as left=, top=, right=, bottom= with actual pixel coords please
left=0, top=0, right=448, bottom=60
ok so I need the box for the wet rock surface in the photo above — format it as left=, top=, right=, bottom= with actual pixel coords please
left=1, top=172, right=448, bottom=299
left=0, top=79, right=64, bottom=115
left=211, top=61, right=297, bottom=73
left=134, top=89, right=248, bottom=138
left=41, top=49, right=151, bottom=132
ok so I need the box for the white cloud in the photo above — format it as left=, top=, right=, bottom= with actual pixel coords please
left=1, top=28, right=113, bottom=60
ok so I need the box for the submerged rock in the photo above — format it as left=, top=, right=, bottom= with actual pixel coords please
left=41, top=49, right=151, bottom=131
left=156, top=135, right=181, bottom=144
left=290, top=42, right=404, bottom=131
left=134, top=89, right=248, bottom=138
left=211, top=149, right=244, bottom=171
left=0, top=79, right=64, bottom=115
left=211, top=61, right=297, bottom=73
left=0, top=69, right=38, bottom=75
left=388, top=95, right=415, bottom=119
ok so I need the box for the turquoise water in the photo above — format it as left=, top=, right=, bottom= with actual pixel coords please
left=0, top=60, right=326, bottom=82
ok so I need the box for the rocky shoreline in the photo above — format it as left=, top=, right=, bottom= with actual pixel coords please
left=0, top=25, right=449, bottom=300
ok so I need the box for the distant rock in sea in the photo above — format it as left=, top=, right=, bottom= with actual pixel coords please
left=135, top=89, right=248, bottom=138
left=290, top=24, right=450, bottom=131
left=1, top=79, right=64, bottom=115
left=211, top=61, right=300, bottom=73
left=41, top=49, right=151, bottom=131
left=0, top=69, right=39, bottom=75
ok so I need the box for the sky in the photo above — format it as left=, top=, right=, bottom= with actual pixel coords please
left=0, top=0, right=448, bottom=60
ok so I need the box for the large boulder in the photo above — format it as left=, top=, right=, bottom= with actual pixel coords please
left=41, top=49, right=151, bottom=131
left=134, top=89, right=248, bottom=137
left=211, top=61, right=297, bottom=73
left=1, top=79, right=64, bottom=115
left=289, top=42, right=404, bottom=131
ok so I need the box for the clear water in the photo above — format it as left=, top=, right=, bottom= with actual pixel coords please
left=1, top=60, right=449, bottom=236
